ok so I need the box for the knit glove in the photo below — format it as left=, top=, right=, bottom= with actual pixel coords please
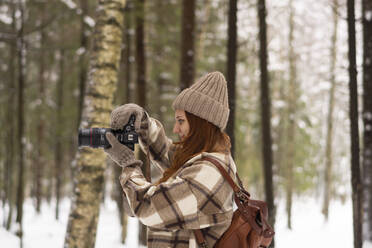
left=110, top=103, right=149, bottom=141
left=104, top=132, right=143, bottom=168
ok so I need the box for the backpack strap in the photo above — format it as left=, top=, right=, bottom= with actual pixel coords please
left=193, top=157, right=250, bottom=248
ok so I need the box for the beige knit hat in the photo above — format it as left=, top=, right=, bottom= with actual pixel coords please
left=172, top=71, right=230, bottom=130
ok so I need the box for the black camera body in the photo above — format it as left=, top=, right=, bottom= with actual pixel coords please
left=78, top=114, right=138, bottom=150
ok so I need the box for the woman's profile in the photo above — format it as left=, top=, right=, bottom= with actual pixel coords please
left=104, top=71, right=237, bottom=247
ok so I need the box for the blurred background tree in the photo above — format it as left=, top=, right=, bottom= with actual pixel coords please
left=0, top=0, right=370, bottom=247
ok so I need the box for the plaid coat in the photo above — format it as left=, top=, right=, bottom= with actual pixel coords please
left=119, top=117, right=237, bottom=248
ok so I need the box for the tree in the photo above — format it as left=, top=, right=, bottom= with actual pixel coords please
left=257, top=0, right=275, bottom=242
left=4, top=1, right=17, bottom=231
left=347, top=0, right=363, bottom=247
left=15, top=1, right=26, bottom=245
left=55, top=48, right=65, bottom=220
left=322, top=0, right=339, bottom=220
left=64, top=0, right=126, bottom=247
left=77, top=0, right=89, bottom=128
left=180, top=0, right=196, bottom=90
left=362, top=0, right=372, bottom=242
left=285, top=0, right=297, bottom=230
left=134, top=0, right=149, bottom=245
left=226, top=0, right=237, bottom=159
left=34, top=0, right=47, bottom=213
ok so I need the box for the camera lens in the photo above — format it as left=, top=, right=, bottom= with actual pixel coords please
left=78, top=128, right=110, bottom=148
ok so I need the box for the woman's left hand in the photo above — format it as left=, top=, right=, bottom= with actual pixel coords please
left=104, top=132, right=142, bottom=168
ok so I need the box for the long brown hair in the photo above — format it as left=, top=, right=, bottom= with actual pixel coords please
left=156, top=111, right=231, bottom=184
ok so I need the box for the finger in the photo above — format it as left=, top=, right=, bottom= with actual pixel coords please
left=105, top=132, right=120, bottom=147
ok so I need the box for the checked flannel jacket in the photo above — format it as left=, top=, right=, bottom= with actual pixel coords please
left=119, top=116, right=237, bottom=248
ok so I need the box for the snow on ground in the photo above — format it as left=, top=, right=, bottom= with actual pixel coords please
left=0, top=197, right=368, bottom=247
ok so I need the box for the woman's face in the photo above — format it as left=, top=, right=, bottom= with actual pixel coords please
left=173, top=109, right=190, bottom=141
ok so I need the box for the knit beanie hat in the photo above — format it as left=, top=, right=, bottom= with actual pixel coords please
left=172, top=71, right=230, bottom=130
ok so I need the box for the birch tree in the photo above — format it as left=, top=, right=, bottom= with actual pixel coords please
left=64, top=0, right=126, bottom=247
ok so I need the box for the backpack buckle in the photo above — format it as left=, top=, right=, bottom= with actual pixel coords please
left=200, top=241, right=208, bottom=248
left=236, top=190, right=249, bottom=203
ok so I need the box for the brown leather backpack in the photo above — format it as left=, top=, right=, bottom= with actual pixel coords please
left=193, top=157, right=275, bottom=248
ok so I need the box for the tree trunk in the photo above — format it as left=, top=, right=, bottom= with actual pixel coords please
left=5, top=1, right=17, bottom=231
left=113, top=164, right=128, bottom=243
left=322, top=0, right=339, bottom=220
left=196, top=0, right=211, bottom=60
left=15, top=1, right=26, bottom=246
left=135, top=0, right=149, bottom=245
left=113, top=1, right=133, bottom=242
left=55, top=49, right=65, bottom=220
left=226, top=0, right=237, bottom=159
left=286, top=0, right=296, bottom=230
left=257, top=0, right=275, bottom=242
left=347, top=0, right=363, bottom=247
left=35, top=1, right=47, bottom=213
left=362, top=0, right=372, bottom=242
left=64, top=0, right=126, bottom=247
left=77, top=0, right=89, bottom=128
left=118, top=0, right=133, bottom=105
left=179, top=0, right=195, bottom=90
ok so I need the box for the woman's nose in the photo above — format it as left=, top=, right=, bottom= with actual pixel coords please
left=173, top=123, right=178, bottom=134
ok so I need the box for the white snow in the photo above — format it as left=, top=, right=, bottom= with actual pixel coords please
left=84, top=16, right=95, bottom=28
left=366, top=11, right=372, bottom=21
left=60, top=0, right=77, bottom=10
left=76, top=47, right=86, bottom=56
left=0, top=197, right=363, bottom=248
left=0, top=198, right=139, bottom=248
left=0, top=13, right=12, bottom=25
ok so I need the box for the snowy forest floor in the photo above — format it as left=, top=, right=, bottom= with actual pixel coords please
left=1, top=197, right=371, bottom=248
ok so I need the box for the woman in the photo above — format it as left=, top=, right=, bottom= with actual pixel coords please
left=105, top=71, right=237, bottom=248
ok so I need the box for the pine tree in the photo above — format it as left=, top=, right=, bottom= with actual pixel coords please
left=347, top=0, right=363, bottom=247
left=226, top=0, right=237, bottom=159
left=257, top=0, right=275, bottom=241
left=180, top=0, right=196, bottom=90
left=362, top=0, right=372, bottom=241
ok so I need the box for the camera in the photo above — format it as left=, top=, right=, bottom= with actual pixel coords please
left=78, top=114, right=138, bottom=150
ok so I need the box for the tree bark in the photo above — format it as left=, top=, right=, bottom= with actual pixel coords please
left=322, top=0, right=339, bottom=220
left=179, top=0, right=195, bottom=90
left=5, top=1, right=17, bottom=231
left=64, top=0, right=126, bottom=247
left=135, top=0, right=149, bottom=245
left=4, top=1, right=17, bottom=230
left=35, top=1, right=47, bottom=213
left=362, top=0, right=372, bottom=241
left=77, top=0, right=89, bottom=128
left=123, top=0, right=133, bottom=104
left=257, top=0, right=275, bottom=242
left=55, top=49, right=65, bottom=220
left=113, top=164, right=128, bottom=243
left=347, top=0, right=363, bottom=247
left=226, top=0, right=237, bottom=159
left=15, top=1, right=26, bottom=245
left=286, top=0, right=296, bottom=230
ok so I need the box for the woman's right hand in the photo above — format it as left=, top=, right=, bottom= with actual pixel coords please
left=110, top=103, right=149, bottom=139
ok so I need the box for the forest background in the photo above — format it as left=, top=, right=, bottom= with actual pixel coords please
left=0, top=0, right=372, bottom=247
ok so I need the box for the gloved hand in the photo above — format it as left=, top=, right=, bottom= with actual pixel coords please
left=104, top=132, right=143, bottom=168
left=110, top=103, right=149, bottom=140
